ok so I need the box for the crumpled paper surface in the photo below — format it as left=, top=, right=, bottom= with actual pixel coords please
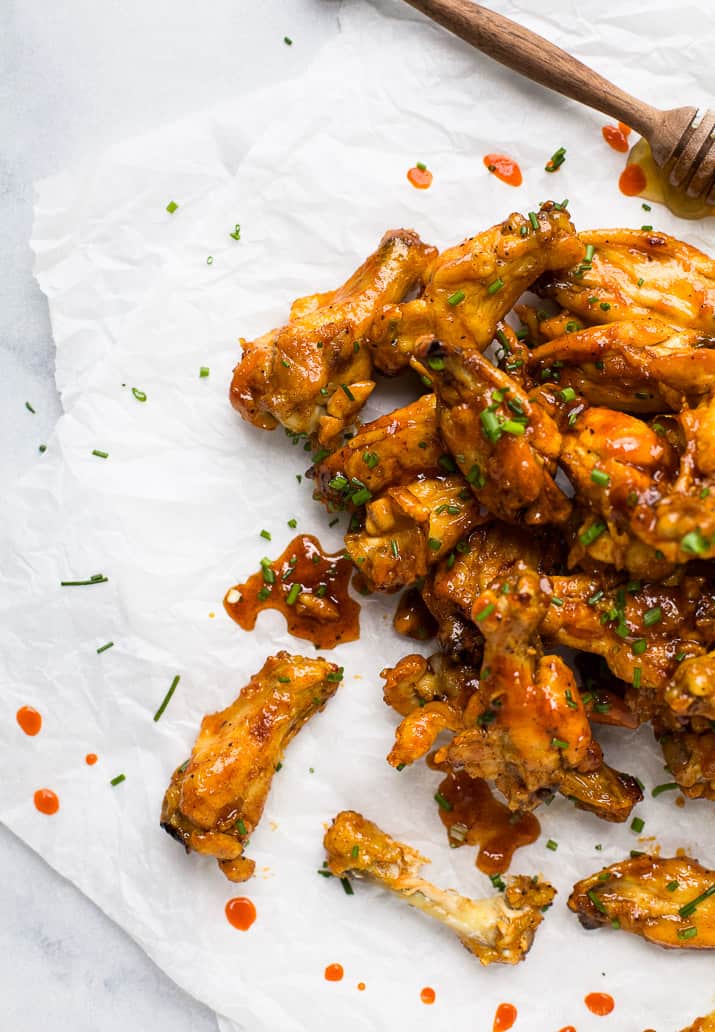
left=3, top=1, right=715, bottom=1029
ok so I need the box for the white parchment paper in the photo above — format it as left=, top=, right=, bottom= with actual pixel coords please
left=4, top=1, right=715, bottom=1029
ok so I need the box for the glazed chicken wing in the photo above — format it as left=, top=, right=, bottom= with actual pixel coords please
left=680, top=1011, right=715, bottom=1032
left=529, top=319, right=715, bottom=413
left=324, top=810, right=555, bottom=965
left=229, top=228, right=436, bottom=443
left=439, top=568, right=600, bottom=810
left=161, top=652, right=341, bottom=881
left=569, top=854, right=715, bottom=950
left=661, top=730, right=715, bottom=801
left=371, top=202, right=583, bottom=373
left=538, top=228, right=715, bottom=334
left=559, top=766, right=643, bottom=823
left=416, top=339, right=570, bottom=525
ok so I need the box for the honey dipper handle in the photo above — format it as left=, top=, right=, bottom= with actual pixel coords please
left=402, top=0, right=660, bottom=138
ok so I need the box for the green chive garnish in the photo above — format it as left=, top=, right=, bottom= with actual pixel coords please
left=630, top=816, right=644, bottom=833
left=587, top=889, right=607, bottom=914
left=591, top=469, right=610, bottom=487
left=643, top=606, right=662, bottom=627
left=340, top=877, right=354, bottom=895
left=681, top=529, right=709, bottom=555
left=60, top=573, right=108, bottom=586
left=132, top=388, right=147, bottom=402
left=552, top=737, right=569, bottom=750
left=475, top=602, right=495, bottom=623
left=678, top=926, right=698, bottom=940
left=92, top=449, right=109, bottom=459
left=153, top=675, right=180, bottom=722
left=678, top=884, right=715, bottom=918
left=434, top=791, right=453, bottom=812
left=579, top=522, right=607, bottom=546
left=199, top=366, right=210, bottom=378
left=260, top=529, right=271, bottom=540
left=285, top=583, right=302, bottom=606
left=447, top=289, right=465, bottom=306
left=166, top=201, right=178, bottom=213
left=96, top=642, right=114, bottom=654
left=110, top=774, right=126, bottom=786
left=528, top=211, right=539, bottom=231
left=487, top=278, right=504, bottom=295
left=546, top=839, right=558, bottom=851
left=666, top=881, right=679, bottom=892
left=236, top=819, right=248, bottom=836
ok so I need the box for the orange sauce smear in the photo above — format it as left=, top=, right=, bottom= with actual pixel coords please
left=224, top=534, right=360, bottom=650
left=437, top=771, right=540, bottom=874
left=34, top=788, right=59, bottom=815
left=493, top=1002, right=517, bottom=1031
left=407, top=166, right=433, bottom=189
left=225, top=897, right=256, bottom=931
left=17, top=706, right=42, bottom=736
left=393, top=587, right=437, bottom=641
left=585, top=992, right=615, bottom=1016
left=85, top=753, right=98, bottom=766
left=559, top=1027, right=577, bottom=1032
left=324, top=963, right=344, bottom=982
left=357, top=982, right=366, bottom=991
left=420, top=987, right=436, bottom=1005
left=483, top=153, right=523, bottom=187
left=619, top=163, right=647, bottom=196
left=602, top=123, right=631, bottom=152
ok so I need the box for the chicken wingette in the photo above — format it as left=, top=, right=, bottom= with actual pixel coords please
left=371, top=202, right=583, bottom=373
left=161, top=652, right=341, bottom=881
left=324, top=810, right=555, bottom=965
left=569, top=854, right=715, bottom=950
left=229, top=228, right=436, bottom=444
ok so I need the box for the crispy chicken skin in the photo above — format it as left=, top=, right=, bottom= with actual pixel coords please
left=538, top=228, right=715, bottom=335
left=680, top=1012, right=715, bottom=1032
left=569, top=854, right=715, bottom=950
left=309, top=393, right=442, bottom=510
left=344, top=473, right=486, bottom=592
left=229, top=229, right=436, bottom=443
left=324, top=811, right=555, bottom=965
left=661, top=731, right=715, bottom=801
left=417, top=339, right=570, bottom=525
left=440, top=568, right=600, bottom=810
left=371, top=203, right=583, bottom=373
left=529, top=319, right=715, bottom=414
left=161, top=652, right=340, bottom=881
left=559, top=766, right=643, bottom=823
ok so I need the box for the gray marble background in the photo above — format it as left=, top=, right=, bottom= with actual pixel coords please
left=1, top=2, right=338, bottom=1026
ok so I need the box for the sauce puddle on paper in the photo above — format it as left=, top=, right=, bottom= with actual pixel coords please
left=436, top=771, right=540, bottom=874
left=420, top=987, right=436, bottom=1005
left=407, top=165, right=433, bottom=189
left=493, top=1002, right=518, bottom=1031
left=619, top=137, right=715, bottom=218
left=483, top=154, right=523, bottom=187
left=585, top=991, right=615, bottom=1016
left=85, top=753, right=98, bottom=765
left=324, top=963, right=344, bottom=982
left=17, top=706, right=42, bottom=736
left=34, top=788, right=59, bottom=815
left=224, top=534, right=360, bottom=649
left=225, top=897, right=256, bottom=931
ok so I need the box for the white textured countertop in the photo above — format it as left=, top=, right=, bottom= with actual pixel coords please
left=1, top=2, right=338, bottom=1027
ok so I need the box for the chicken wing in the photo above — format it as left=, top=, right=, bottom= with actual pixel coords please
left=439, top=568, right=600, bottom=810
left=229, top=229, right=436, bottom=443
left=309, top=393, right=442, bottom=510
left=344, top=473, right=486, bottom=592
left=569, top=854, right=715, bottom=950
left=680, top=1011, right=715, bottom=1032
left=161, top=652, right=341, bottom=881
left=371, top=202, right=583, bottom=373
left=661, top=731, right=715, bottom=801
left=559, top=765, right=643, bottom=823
left=529, top=319, right=715, bottom=413
left=323, top=810, right=555, bottom=965
left=538, top=228, right=715, bottom=334
left=416, top=339, right=570, bottom=525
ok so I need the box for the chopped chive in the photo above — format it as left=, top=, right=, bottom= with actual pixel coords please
left=340, top=383, right=355, bottom=401
left=447, top=289, right=465, bottom=306
left=390, top=539, right=399, bottom=559
left=284, top=35, right=293, bottom=45
left=630, top=816, right=644, bottom=833
left=285, top=583, right=302, bottom=606
left=257, top=586, right=270, bottom=601
left=678, top=883, right=715, bottom=918
left=588, top=590, right=604, bottom=606
left=416, top=161, right=427, bottom=171
left=317, top=869, right=333, bottom=878
left=277, top=675, right=291, bottom=683
left=110, top=773, right=126, bottom=786
left=96, top=642, right=114, bottom=654
left=584, top=244, right=595, bottom=263
left=466, top=464, right=486, bottom=487
left=579, top=522, right=607, bottom=546
left=287, top=518, right=297, bottom=529
left=519, top=225, right=528, bottom=237
left=643, top=606, right=662, bottom=627
left=487, top=278, right=504, bottom=295
left=206, top=256, right=213, bottom=265
left=551, top=597, right=564, bottom=607
left=480, top=408, right=502, bottom=442
left=38, top=444, right=47, bottom=453
left=565, top=689, right=578, bottom=710
left=396, top=762, right=406, bottom=771
left=637, top=277, right=644, bottom=287
left=587, top=889, right=607, bottom=914
left=632, top=639, right=647, bottom=656
left=350, top=845, right=359, bottom=860
left=681, top=529, right=709, bottom=555
left=236, top=819, right=248, bottom=836
left=434, top=791, right=453, bottom=812
left=427, top=355, right=445, bottom=371
left=60, top=574, right=108, bottom=586
left=351, top=487, right=372, bottom=506
left=340, top=877, right=354, bottom=895
left=199, top=366, right=210, bottom=378
left=591, top=469, right=610, bottom=487
left=92, top=449, right=109, bottom=459
left=229, top=223, right=241, bottom=240
left=490, top=873, right=506, bottom=892
left=552, top=737, right=569, bottom=750
left=633, top=667, right=642, bottom=690
left=25, top=401, right=36, bottom=413
left=328, top=475, right=348, bottom=491
left=153, top=675, right=181, bottom=722
left=260, top=529, right=272, bottom=541
left=545, top=146, right=566, bottom=171
left=362, top=451, right=379, bottom=469
left=528, top=211, right=539, bottom=231
left=611, top=918, right=621, bottom=929
left=651, top=782, right=679, bottom=798
left=700, top=487, right=710, bottom=499
left=667, top=880, right=679, bottom=892
left=427, top=538, right=442, bottom=552
left=678, top=926, right=698, bottom=940
left=475, top=602, right=495, bottom=623
left=166, top=201, right=178, bottom=213
left=132, top=387, right=147, bottom=402
left=546, top=839, right=558, bottom=851
left=559, top=387, right=577, bottom=402
left=502, top=419, right=526, bottom=435
left=641, top=224, right=653, bottom=231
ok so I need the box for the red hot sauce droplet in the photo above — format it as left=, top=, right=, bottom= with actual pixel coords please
left=17, top=706, right=42, bottom=736
left=602, top=124, right=630, bottom=152
left=324, top=963, right=344, bottom=982
left=585, top=992, right=615, bottom=1016
left=85, top=753, right=98, bottom=766
left=407, top=166, right=433, bottom=189
left=225, top=897, right=256, bottom=931
left=34, top=788, right=59, bottom=815
left=483, top=153, right=523, bottom=187
left=619, top=164, right=647, bottom=196
left=493, top=1002, right=518, bottom=1031
left=420, top=987, right=436, bottom=1005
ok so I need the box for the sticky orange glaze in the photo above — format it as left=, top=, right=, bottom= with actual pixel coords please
left=324, top=963, right=344, bottom=982
left=225, top=897, right=256, bottom=931
left=393, top=587, right=437, bottom=641
left=619, top=163, right=647, bottom=196
left=483, top=153, right=523, bottom=187
left=224, top=534, right=360, bottom=649
left=420, top=987, right=436, bottom=1005
left=493, top=1002, right=518, bottom=1031
left=585, top=992, right=615, bottom=1016
left=407, top=166, right=433, bottom=189
left=437, top=771, right=540, bottom=874
left=602, top=124, right=630, bottom=152
left=16, top=706, right=42, bottom=736
left=85, top=753, right=98, bottom=765
left=34, top=788, right=59, bottom=815
left=357, top=982, right=366, bottom=991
